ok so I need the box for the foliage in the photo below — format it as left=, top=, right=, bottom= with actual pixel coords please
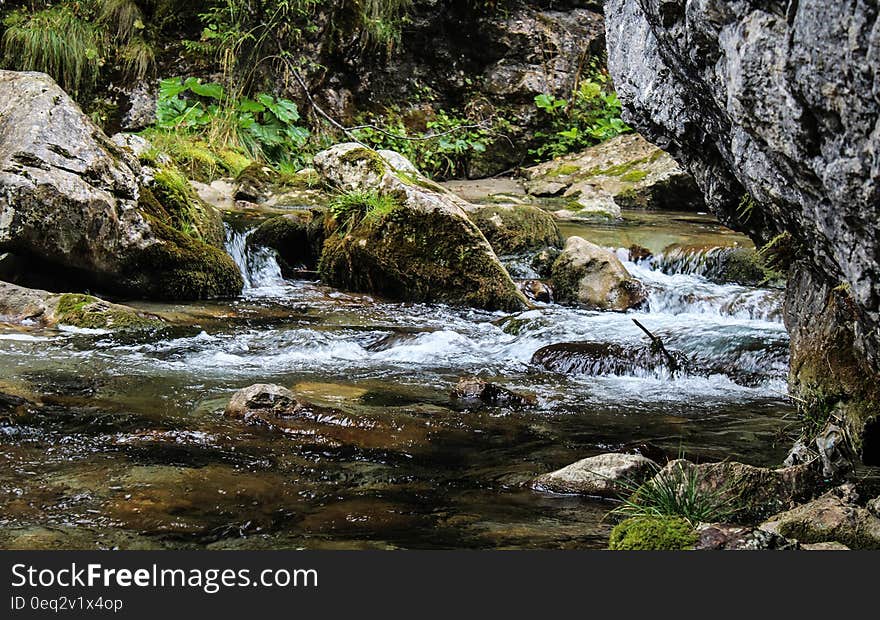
left=611, top=461, right=736, bottom=527
left=352, top=107, right=504, bottom=179
left=608, top=516, right=698, bottom=551
left=1, top=2, right=105, bottom=96
left=530, top=63, right=631, bottom=162
left=356, top=0, right=413, bottom=51
left=152, top=76, right=309, bottom=166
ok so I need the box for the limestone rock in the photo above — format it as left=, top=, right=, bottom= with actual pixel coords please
left=468, top=204, right=563, bottom=254
left=532, top=453, right=658, bottom=497
left=313, top=144, right=526, bottom=311
left=550, top=236, right=646, bottom=311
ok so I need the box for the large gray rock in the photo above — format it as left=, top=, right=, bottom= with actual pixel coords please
left=0, top=70, right=242, bottom=300
left=522, top=133, right=705, bottom=212
left=551, top=236, right=647, bottom=311
left=531, top=453, right=657, bottom=497
left=313, top=144, right=527, bottom=311
left=605, top=1, right=880, bottom=462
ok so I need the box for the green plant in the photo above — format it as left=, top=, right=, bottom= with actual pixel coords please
left=151, top=76, right=309, bottom=166
left=329, top=190, right=399, bottom=232
left=609, top=516, right=698, bottom=551
left=611, top=461, right=736, bottom=526
left=1, top=2, right=105, bottom=96
left=357, top=0, right=413, bottom=51
left=352, top=107, right=501, bottom=179
left=530, top=62, right=631, bottom=162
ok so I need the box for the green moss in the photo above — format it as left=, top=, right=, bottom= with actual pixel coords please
left=470, top=205, right=564, bottom=254
left=248, top=210, right=327, bottom=272
left=338, top=147, right=387, bottom=176
left=124, top=210, right=243, bottom=301
left=548, top=163, right=580, bottom=177
left=620, top=169, right=648, bottom=183
left=150, top=167, right=225, bottom=247
left=609, top=517, right=698, bottom=551
left=53, top=294, right=162, bottom=331
left=587, top=157, right=646, bottom=178
left=395, top=170, right=445, bottom=193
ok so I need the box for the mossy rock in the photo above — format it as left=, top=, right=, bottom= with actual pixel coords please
left=248, top=210, right=328, bottom=274
left=235, top=162, right=280, bottom=202
left=51, top=294, right=163, bottom=331
left=609, top=517, right=698, bottom=550
left=122, top=209, right=244, bottom=300
left=318, top=200, right=526, bottom=312
left=469, top=204, right=564, bottom=254
left=144, top=167, right=226, bottom=248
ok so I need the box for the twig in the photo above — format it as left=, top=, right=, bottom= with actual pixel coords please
left=632, top=318, right=680, bottom=374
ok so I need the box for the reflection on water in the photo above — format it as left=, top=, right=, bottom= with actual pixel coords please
left=0, top=210, right=795, bottom=550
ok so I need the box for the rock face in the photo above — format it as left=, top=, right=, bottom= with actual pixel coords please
left=313, top=144, right=526, bottom=311
left=551, top=236, right=647, bottom=311
left=605, top=1, right=880, bottom=462
left=522, top=133, right=705, bottom=212
left=0, top=71, right=242, bottom=300
left=532, top=453, right=657, bottom=497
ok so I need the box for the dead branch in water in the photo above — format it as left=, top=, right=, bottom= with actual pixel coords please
left=632, top=318, right=681, bottom=374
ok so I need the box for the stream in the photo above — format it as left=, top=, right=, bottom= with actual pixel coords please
left=0, top=208, right=795, bottom=550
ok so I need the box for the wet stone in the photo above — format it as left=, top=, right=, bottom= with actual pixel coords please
left=451, top=377, right=536, bottom=409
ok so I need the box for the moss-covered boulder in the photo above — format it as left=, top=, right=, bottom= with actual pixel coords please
left=551, top=236, right=647, bottom=311
left=0, top=71, right=241, bottom=301
left=609, top=517, right=698, bottom=550
left=469, top=204, right=564, bottom=254
left=522, top=133, right=705, bottom=212
left=313, top=144, right=527, bottom=311
left=0, top=281, right=162, bottom=331
left=247, top=210, right=328, bottom=275
left=762, top=484, right=880, bottom=550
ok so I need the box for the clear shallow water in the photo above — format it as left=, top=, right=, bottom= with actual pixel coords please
left=0, top=210, right=795, bottom=550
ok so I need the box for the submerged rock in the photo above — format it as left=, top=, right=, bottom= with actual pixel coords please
left=313, top=144, right=526, bottom=311
left=532, top=453, right=658, bottom=497
left=451, top=377, right=535, bottom=409
left=469, top=204, right=564, bottom=254
left=532, top=341, right=690, bottom=378
left=0, top=71, right=242, bottom=300
left=517, top=280, right=553, bottom=304
left=522, top=134, right=705, bottom=212
left=762, top=484, right=880, bottom=550
left=551, top=236, right=646, bottom=311
left=0, top=281, right=162, bottom=330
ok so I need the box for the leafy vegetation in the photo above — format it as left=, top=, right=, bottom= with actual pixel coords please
left=611, top=461, right=736, bottom=527
left=329, top=190, right=400, bottom=232
left=530, top=62, right=631, bottom=161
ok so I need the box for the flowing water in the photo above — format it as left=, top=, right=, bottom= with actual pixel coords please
left=0, top=209, right=795, bottom=550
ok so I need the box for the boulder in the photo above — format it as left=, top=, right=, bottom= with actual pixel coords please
left=522, top=134, right=705, bottom=212
left=0, top=71, right=242, bottom=300
left=451, top=377, right=535, bottom=409
left=551, top=236, right=647, bottom=311
left=468, top=204, right=563, bottom=255
left=247, top=210, right=327, bottom=275
left=313, top=144, right=526, bottom=311
left=0, top=281, right=162, bottom=330
left=762, top=484, right=880, bottom=550
left=652, top=460, right=822, bottom=524
left=532, top=453, right=657, bottom=497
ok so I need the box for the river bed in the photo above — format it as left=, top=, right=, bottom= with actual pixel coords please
left=0, top=208, right=795, bottom=550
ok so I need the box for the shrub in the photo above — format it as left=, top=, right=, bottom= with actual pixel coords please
left=609, top=517, right=698, bottom=551
left=530, top=61, right=631, bottom=162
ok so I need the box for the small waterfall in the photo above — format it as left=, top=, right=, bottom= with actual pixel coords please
left=224, top=225, right=287, bottom=294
